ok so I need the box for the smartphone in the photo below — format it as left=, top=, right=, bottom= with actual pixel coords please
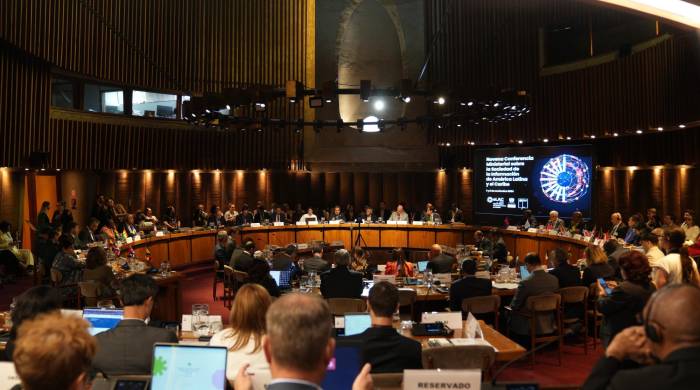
left=598, top=277, right=613, bottom=295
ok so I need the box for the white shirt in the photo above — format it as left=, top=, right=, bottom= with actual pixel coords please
left=209, top=328, right=269, bottom=381
left=646, top=246, right=665, bottom=285
left=681, top=223, right=700, bottom=243
left=224, top=210, right=238, bottom=222
left=657, top=253, right=699, bottom=285
left=298, top=213, right=317, bottom=223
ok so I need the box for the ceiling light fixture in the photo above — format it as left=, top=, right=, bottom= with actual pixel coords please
left=597, top=0, right=700, bottom=29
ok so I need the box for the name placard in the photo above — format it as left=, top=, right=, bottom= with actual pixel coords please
left=386, top=220, right=398, bottom=225
left=133, top=234, right=141, bottom=241
left=296, top=221, right=306, bottom=226
left=273, top=222, right=285, bottom=227
left=573, top=234, right=582, bottom=240
left=125, top=237, right=133, bottom=244
left=403, top=369, right=481, bottom=390
left=412, top=221, right=424, bottom=226
left=329, top=220, right=341, bottom=225
left=506, top=226, right=518, bottom=231
left=527, top=228, right=538, bottom=233
left=250, top=223, right=261, bottom=228
left=396, top=220, right=408, bottom=225
left=307, top=220, right=319, bottom=225
left=421, top=311, right=463, bottom=329
left=155, top=231, right=164, bottom=237
left=548, top=230, right=558, bottom=235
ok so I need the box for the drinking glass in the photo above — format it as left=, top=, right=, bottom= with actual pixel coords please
left=192, top=304, right=210, bottom=337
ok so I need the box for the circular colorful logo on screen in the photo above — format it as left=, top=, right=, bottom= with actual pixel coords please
left=539, top=154, right=590, bottom=203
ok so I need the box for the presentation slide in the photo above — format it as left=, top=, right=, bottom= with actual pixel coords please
left=473, top=145, right=594, bottom=224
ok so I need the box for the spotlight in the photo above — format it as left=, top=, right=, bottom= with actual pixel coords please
left=360, top=80, right=371, bottom=102
left=543, top=138, right=549, bottom=143
left=225, top=105, right=231, bottom=110
left=679, top=124, right=686, bottom=129
left=362, top=116, right=380, bottom=133
left=445, top=142, right=451, bottom=147
left=657, top=127, right=664, bottom=131
left=590, top=135, right=596, bottom=139
left=468, top=101, right=474, bottom=106
left=636, top=129, right=643, bottom=134
left=286, top=80, right=304, bottom=103
left=373, top=99, right=385, bottom=111
left=517, top=140, right=523, bottom=144
left=309, top=97, right=324, bottom=108
left=399, top=79, right=412, bottom=103
left=566, top=136, right=571, bottom=140
left=436, top=97, right=446, bottom=105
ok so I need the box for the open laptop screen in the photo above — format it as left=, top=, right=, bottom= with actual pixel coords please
left=343, top=314, right=371, bottom=336
left=151, top=344, right=227, bottom=390
left=520, top=265, right=531, bottom=280
left=417, top=260, right=428, bottom=273
left=82, top=308, right=123, bottom=336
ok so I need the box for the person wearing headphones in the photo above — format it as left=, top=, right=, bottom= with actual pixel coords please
left=582, top=284, right=700, bottom=390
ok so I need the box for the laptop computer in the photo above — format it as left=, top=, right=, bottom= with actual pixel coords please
left=270, top=270, right=292, bottom=290
left=151, top=343, right=228, bottom=390
left=343, top=313, right=371, bottom=336
left=417, top=260, right=429, bottom=273
left=520, top=265, right=531, bottom=280
left=82, top=308, right=123, bottom=336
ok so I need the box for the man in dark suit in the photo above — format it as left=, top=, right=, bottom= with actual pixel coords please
left=92, top=274, right=178, bottom=376
left=356, top=205, right=377, bottom=223
left=301, top=245, right=330, bottom=274
left=377, top=201, right=391, bottom=222
left=347, top=281, right=422, bottom=373
left=270, top=206, right=288, bottom=224
left=78, top=218, right=100, bottom=248
left=329, top=205, right=346, bottom=222
left=426, top=244, right=455, bottom=274
left=609, top=212, right=628, bottom=239
left=474, top=230, right=493, bottom=257
left=548, top=247, right=581, bottom=288
left=508, top=253, right=560, bottom=337
left=271, top=244, right=296, bottom=271
left=232, top=294, right=372, bottom=390
left=320, top=249, right=363, bottom=299
left=214, top=230, right=235, bottom=269
left=449, top=259, right=492, bottom=311
left=235, top=204, right=254, bottom=225
left=230, top=240, right=255, bottom=273
left=583, top=284, right=700, bottom=390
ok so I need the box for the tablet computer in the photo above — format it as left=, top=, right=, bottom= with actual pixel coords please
left=151, top=343, right=227, bottom=390
left=322, top=339, right=363, bottom=390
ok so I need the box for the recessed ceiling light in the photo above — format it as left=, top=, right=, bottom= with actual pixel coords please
left=679, top=124, right=686, bottom=128
left=613, top=132, right=619, bottom=137
left=636, top=129, right=643, bottom=134
left=543, top=138, right=549, bottom=143
left=657, top=127, right=664, bottom=131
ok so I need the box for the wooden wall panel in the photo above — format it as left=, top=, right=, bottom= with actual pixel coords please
left=425, top=0, right=700, bottom=146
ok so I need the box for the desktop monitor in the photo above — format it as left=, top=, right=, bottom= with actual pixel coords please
left=343, top=313, right=371, bottom=336
left=82, top=308, right=123, bottom=336
left=417, top=260, right=428, bottom=273
left=322, top=339, right=363, bottom=390
left=520, top=265, right=531, bottom=280
left=151, top=344, right=227, bottom=390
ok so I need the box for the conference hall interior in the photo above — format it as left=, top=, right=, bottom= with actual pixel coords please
left=1, top=1, right=700, bottom=390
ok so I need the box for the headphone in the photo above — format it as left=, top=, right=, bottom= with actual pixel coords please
left=644, top=290, right=663, bottom=343
left=644, top=284, right=700, bottom=344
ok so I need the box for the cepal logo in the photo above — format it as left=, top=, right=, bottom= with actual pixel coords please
left=487, top=197, right=504, bottom=203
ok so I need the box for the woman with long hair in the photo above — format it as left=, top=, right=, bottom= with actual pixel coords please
left=384, top=248, right=415, bottom=277
left=82, top=247, right=116, bottom=297
left=581, top=245, right=616, bottom=287
left=209, top=284, right=272, bottom=381
left=679, top=247, right=700, bottom=286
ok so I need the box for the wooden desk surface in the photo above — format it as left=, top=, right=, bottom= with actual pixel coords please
left=180, top=319, right=524, bottom=363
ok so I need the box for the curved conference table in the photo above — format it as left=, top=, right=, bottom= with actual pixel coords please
left=125, top=224, right=592, bottom=270
left=122, top=224, right=593, bottom=322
